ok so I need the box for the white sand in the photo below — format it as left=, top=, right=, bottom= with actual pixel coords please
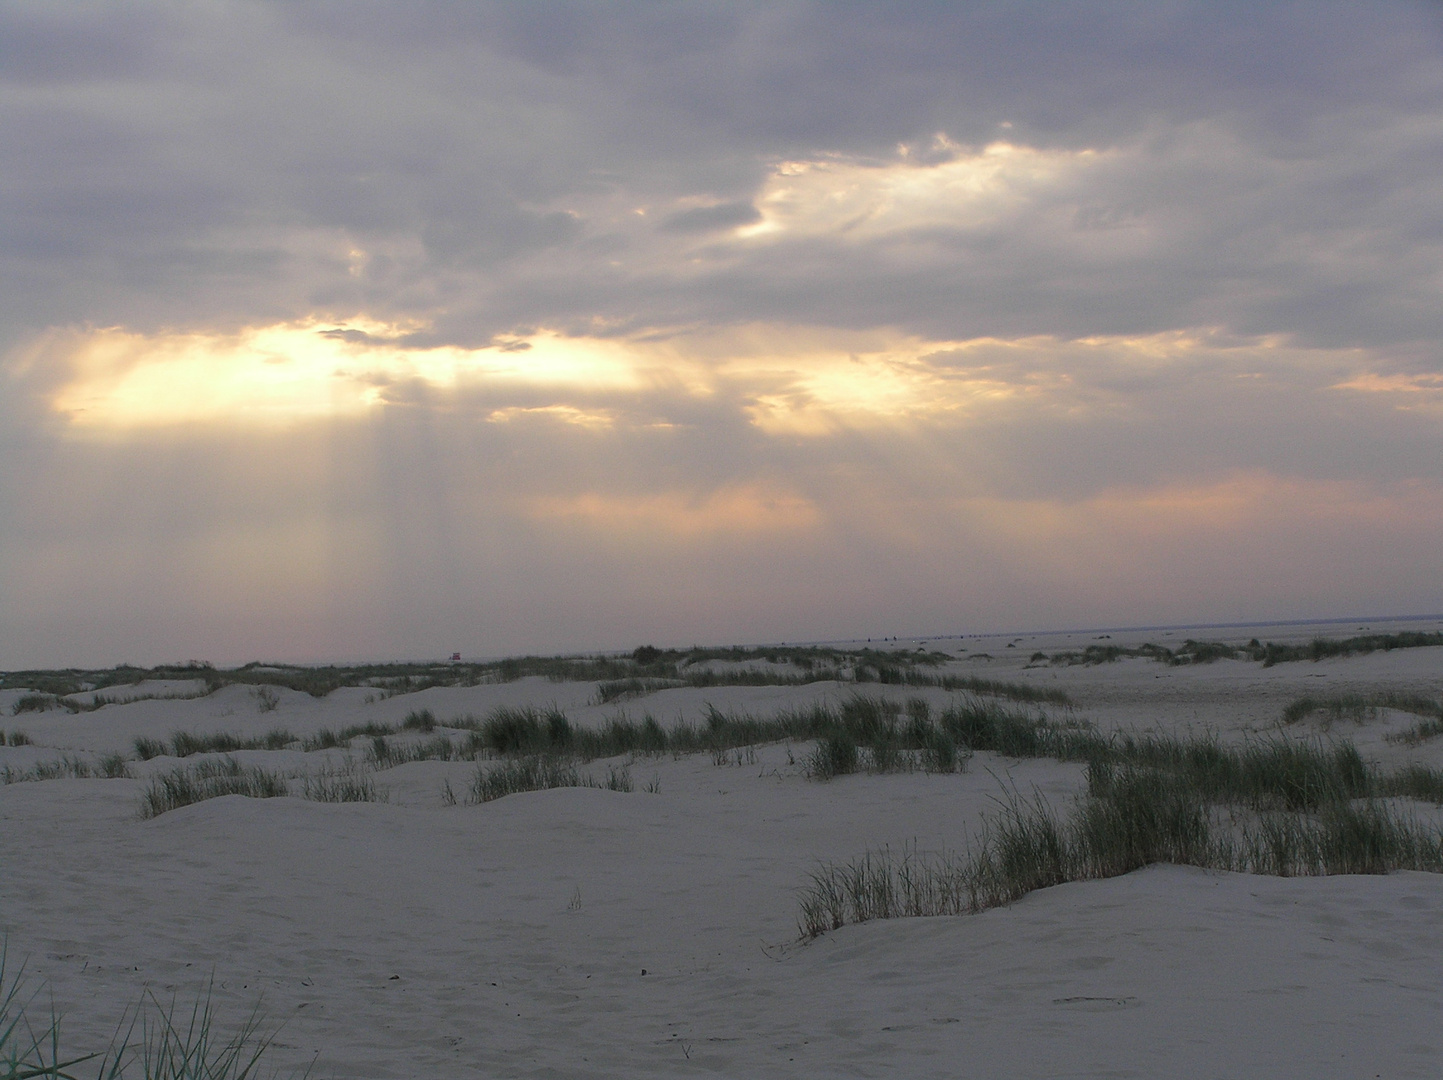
left=3, top=629, right=1442, bottom=1077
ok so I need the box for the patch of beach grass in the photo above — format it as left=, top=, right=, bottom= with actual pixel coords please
left=133, top=731, right=296, bottom=761
left=299, top=722, right=400, bottom=752
left=799, top=765, right=1443, bottom=938
left=1284, top=691, right=1443, bottom=729
left=139, top=759, right=288, bottom=819
left=2, top=941, right=103, bottom=1080
left=300, top=761, right=387, bottom=804
left=1379, top=763, right=1443, bottom=804
left=469, top=757, right=633, bottom=803
left=2, top=754, right=133, bottom=785
left=366, top=734, right=472, bottom=767
left=3, top=944, right=307, bottom=1080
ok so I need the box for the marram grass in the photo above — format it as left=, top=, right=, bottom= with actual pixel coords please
left=2, top=946, right=307, bottom=1079
left=798, top=759, right=1443, bottom=938
left=139, top=760, right=288, bottom=819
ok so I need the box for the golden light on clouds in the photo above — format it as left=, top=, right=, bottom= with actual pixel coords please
left=37, top=316, right=1394, bottom=445
left=739, top=138, right=1101, bottom=240
left=46, top=321, right=658, bottom=429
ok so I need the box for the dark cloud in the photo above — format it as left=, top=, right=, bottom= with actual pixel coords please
left=2, top=1, right=1440, bottom=345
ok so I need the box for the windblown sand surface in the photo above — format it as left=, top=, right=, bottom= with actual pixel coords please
left=3, top=620, right=1442, bottom=1077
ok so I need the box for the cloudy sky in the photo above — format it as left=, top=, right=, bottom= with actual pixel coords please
left=3, top=2, right=1442, bottom=667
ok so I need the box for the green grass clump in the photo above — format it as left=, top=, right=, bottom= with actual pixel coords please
left=2, top=755, right=132, bottom=785
left=798, top=768, right=1443, bottom=938
left=1107, top=733, right=1370, bottom=812
left=130, top=984, right=292, bottom=1080
left=299, top=721, right=399, bottom=752
left=401, top=709, right=435, bottom=732
left=902, top=673, right=1072, bottom=704
left=596, top=677, right=686, bottom=703
left=1379, top=763, right=1443, bottom=804
left=139, top=760, right=288, bottom=819
left=133, top=731, right=296, bottom=761
left=1254, top=631, right=1443, bottom=666
left=2, top=945, right=307, bottom=1080
left=300, top=763, right=386, bottom=804
left=476, top=706, right=574, bottom=755
left=2, top=731, right=31, bottom=747
left=807, top=733, right=860, bottom=779
left=1285, top=691, right=1443, bottom=728
left=11, top=694, right=57, bottom=715
left=2, top=941, right=102, bottom=1080
left=469, top=757, right=633, bottom=803
left=366, top=734, right=473, bottom=767
left=802, top=697, right=970, bottom=778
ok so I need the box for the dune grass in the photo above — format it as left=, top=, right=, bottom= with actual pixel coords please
left=799, top=758, right=1443, bottom=938
left=10, top=689, right=213, bottom=717
left=1029, top=631, right=1443, bottom=669
left=469, top=757, right=633, bottom=803
left=1254, top=631, right=1443, bottom=666
left=139, top=760, right=288, bottom=819
left=133, top=731, right=297, bottom=761
left=1, top=754, right=132, bottom=785
left=1283, top=691, right=1443, bottom=727
left=798, top=704, right=1443, bottom=937
left=10, top=695, right=57, bottom=716
left=2, top=941, right=100, bottom=1080
left=299, top=762, right=387, bottom=804
left=1380, top=763, right=1443, bottom=803
left=1, top=731, right=31, bottom=747
left=2, top=946, right=305, bottom=1080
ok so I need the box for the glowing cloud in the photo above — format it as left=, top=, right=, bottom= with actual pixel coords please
left=45, top=322, right=660, bottom=430
left=739, top=137, right=1102, bottom=240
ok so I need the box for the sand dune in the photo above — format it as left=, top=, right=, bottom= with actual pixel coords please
left=3, top=623, right=1441, bottom=1077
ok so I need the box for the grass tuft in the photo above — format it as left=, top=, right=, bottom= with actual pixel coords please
left=469, top=757, right=633, bottom=803
left=799, top=772, right=1443, bottom=938
left=134, top=731, right=296, bottom=760
left=139, top=760, right=288, bottom=819
left=300, top=762, right=387, bottom=804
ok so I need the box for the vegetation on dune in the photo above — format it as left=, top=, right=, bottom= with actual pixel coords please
left=300, top=761, right=387, bottom=804
left=3, top=630, right=1438, bottom=711
left=1034, top=630, right=1443, bottom=668
left=798, top=716, right=1443, bottom=938
left=1, top=645, right=1069, bottom=707
left=2, top=754, right=131, bottom=785
left=1, top=944, right=307, bottom=1079
left=469, top=757, right=634, bottom=802
left=798, top=783, right=1443, bottom=938
left=133, top=730, right=297, bottom=761
left=1280, top=692, right=1443, bottom=745
left=138, top=760, right=289, bottom=819
left=1287, top=691, right=1443, bottom=723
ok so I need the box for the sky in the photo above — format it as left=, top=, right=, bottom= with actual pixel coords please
left=2, top=1, right=1442, bottom=667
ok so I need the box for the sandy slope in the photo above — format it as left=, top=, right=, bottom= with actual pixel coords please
left=3, top=631, right=1442, bottom=1077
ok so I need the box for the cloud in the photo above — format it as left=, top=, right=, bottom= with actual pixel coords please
left=2, top=2, right=1442, bottom=662
left=659, top=201, right=761, bottom=233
